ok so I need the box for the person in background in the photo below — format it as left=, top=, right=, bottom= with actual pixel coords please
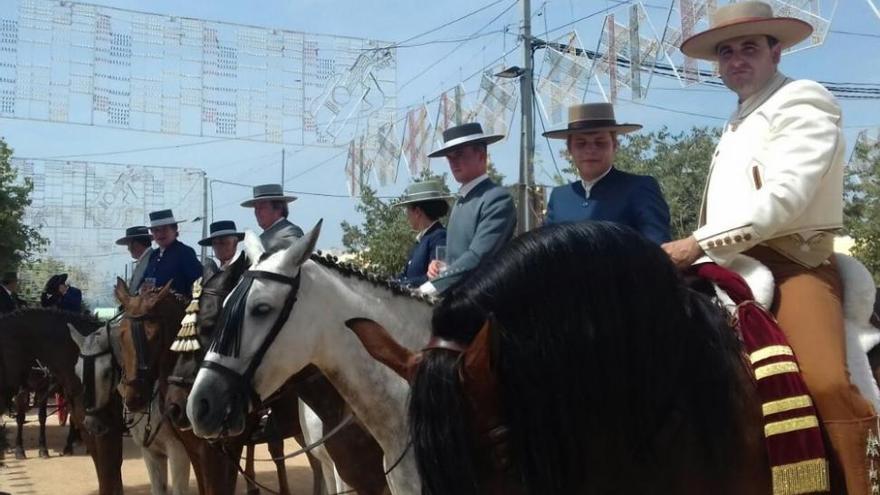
left=543, top=102, right=671, bottom=244
left=393, top=181, right=451, bottom=288
left=40, top=273, right=82, bottom=313
left=198, top=220, right=245, bottom=271
left=241, top=184, right=303, bottom=254
left=115, top=225, right=153, bottom=294
left=0, top=271, right=25, bottom=313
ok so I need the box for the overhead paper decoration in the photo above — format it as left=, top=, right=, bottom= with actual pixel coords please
left=472, top=73, right=516, bottom=136
left=850, top=129, right=880, bottom=174
left=403, top=105, right=432, bottom=176
left=536, top=32, right=590, bottom=124
left=373, top=120, right=400, bottom=186
left=433, top=85, right=469, bottom=145
left=344, top=136, right=372, bottom=196
left=760, top=0, right=837, bottom=52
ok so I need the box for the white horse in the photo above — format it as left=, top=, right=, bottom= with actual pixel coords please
left=187, top=221, right=430, bottom=494
left=70, top=323, right=191, bottom=495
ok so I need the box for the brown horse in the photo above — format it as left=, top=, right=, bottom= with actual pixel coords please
left=11, top=360, right=70, bottom=459
left=166, top=255, right=388, bottom=495
left=349, top=223, right=782, bottom=495
left=0, top=308, right=124, bottom=495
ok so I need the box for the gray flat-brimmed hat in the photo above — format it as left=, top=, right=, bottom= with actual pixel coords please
left=393, top=181, right=455, bottom=208
left=198, top=220, right=246, bottom=246
left=148, top=209, right=178, bottom=228
left=240, top=184, right=298, bottom=208
left=428, top=123, right=504, bottom=158
left=542, top=103, right=642, bottom=139
left=115, top=226, right=153, bottom=246
left=680, top=1, right=813, bottom=61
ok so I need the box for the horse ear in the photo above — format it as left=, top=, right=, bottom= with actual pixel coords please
left=67, top=323, right=85, bottom=350
left=115, top=277, right=130, bottom=305
left=345, top=317, right=418, bottom=383
left=281, top=219, right=322, bottom=271
left=243, top=231, right=265, bottom=265
left=157, top=280, right=173, bottom=299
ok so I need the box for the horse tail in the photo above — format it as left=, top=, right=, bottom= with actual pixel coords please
left=409, top=348, right=480, bottom=495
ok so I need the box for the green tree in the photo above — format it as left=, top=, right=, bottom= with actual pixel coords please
left=341, top=170, right=451, bottom=275
left=553, top=126, right=720, bottom=239
left=844, top=134, right=880, bottom=283
left=0, top=138, right=45, bottom=272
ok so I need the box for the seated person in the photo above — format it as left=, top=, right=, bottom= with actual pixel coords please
left=393, top=181, right=451, bottom=287
left=543, top=102, right=671, bottom=244
left=141, top=209, right=202, bottom=297
left=40, top=273, right=82, bottom=313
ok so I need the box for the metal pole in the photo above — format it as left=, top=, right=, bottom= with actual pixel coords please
left=201, top=173, right=209, bottom=261
left=281, top=148, right=286, bottom=185
left=517, top=0, right=535, bottom=234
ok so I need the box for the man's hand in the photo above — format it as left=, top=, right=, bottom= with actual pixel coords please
left=662, top=236, right=705, bottom=270
left=427, top=260, right=442, bottom=279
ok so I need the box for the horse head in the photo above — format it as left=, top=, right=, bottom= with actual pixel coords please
left=69, top=323, right=118, bottom=436
left=115, top=277, right=186, bottom=412
left=188, top=221, right=321, bottom=439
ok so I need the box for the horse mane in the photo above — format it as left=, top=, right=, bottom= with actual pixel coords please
left=0, top=306, right=103, bottom=328
left=310, top=250, right=434, bottom=305
left=410, top=222, right=752, bottom=494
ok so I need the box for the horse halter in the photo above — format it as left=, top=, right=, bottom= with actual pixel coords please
left=79, top=324, right=120, bottom=414
left=124, top=315, right=153, bottom=390
left=201, top=269, right=301, bottom=410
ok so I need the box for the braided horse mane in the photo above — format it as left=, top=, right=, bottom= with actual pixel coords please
left=309, top=250, right=435, bottom=305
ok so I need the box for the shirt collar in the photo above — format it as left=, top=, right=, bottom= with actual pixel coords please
left=731, top=71, right=791, bottom=126
left=267, top=217, right=286, bottom=230
left=580, top=167, right=613, bottom=200
left=416, top=221, right=439, bottom=242
left=1, top=284, right=11, bottom=296
left=458, top=174, right=490, bottom=199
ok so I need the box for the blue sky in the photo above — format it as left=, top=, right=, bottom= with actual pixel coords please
left=2, top=0, right=878, bottom=272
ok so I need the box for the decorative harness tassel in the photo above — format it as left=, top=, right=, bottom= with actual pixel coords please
left=171, top=277, right=202, bottom=353
left=695, top=263, right=830, bottom=495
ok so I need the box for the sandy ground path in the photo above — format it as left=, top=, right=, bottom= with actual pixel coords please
left=1, top=412, right=314, bottom=494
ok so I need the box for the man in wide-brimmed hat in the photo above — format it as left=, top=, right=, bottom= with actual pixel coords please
left=662, top=2, right=876, bottom=492
left=542, top=102, right=670, bottom=244
left=116, top=225, right=153, bottom=294
left=420, top=122, right=516, bottom=294
left=0, top=271, right=24, bottom=314
left=392, top=181, right=452, bottom=287
left=241, top=183, right=304, bottom=254
left=40, top=273, right=82, bottom=313
left=198, top=220, right=245, bottom=271
left=141, top=209, right=202, bottom=297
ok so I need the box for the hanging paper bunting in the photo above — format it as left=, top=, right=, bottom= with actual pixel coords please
left=403, top=105, right=432, bottom=176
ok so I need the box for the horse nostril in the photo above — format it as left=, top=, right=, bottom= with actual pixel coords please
left=167, top=403, right=181, bottom=421
left=196, top=397, right=211, bottom=420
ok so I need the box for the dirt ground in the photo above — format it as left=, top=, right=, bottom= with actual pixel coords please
left=0, top=411, right=313, bottom=494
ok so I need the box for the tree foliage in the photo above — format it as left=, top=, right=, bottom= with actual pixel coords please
left=0, top=138, right=45, bottom=272
left=844, top=134, right=880, bottom=283
left=341, top=170, right=451, bottom=275
left=554, top=126, right=720, bottom=240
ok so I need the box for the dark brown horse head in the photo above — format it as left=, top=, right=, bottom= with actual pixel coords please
left=165, top=256, right=249, bottom=429
left=115, top=277, right=187, bottom=412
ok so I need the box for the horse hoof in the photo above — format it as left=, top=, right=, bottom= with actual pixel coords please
left=14, top=448, right=25, bottom=460
left=39, top=449, right=49, bottom=458
left=62, top=446, right=73, bottom=456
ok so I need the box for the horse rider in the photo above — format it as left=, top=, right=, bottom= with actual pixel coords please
left=0, top=271, right=25, bottom=313
left=662, top=2, right=877, bottom=492
left=198, top=220, right=245, bottom=271
left=115, top=225, right=154, bottom=295
left=421, top=123, right=517, bottom=295
left=241, top=183, right=303, bottom=254
left=393, top=180, right=451, bottom=288
left=40, top=274, right=83, bottom=313
left=542, top=103, right=671, bottom=244
left=141, top=209, right=202, bottom=298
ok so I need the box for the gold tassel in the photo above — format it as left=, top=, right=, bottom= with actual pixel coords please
left=771, top=458, right=830, bottom=495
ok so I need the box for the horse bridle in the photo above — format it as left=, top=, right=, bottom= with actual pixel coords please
left=124, top=315, right=153, bottom=391
left=78, top=324, right=120, bottom=415
left=200, top=269, right=301, bottom=411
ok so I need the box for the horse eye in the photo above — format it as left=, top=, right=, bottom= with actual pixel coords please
left=252, top=303, right=272, bottom=316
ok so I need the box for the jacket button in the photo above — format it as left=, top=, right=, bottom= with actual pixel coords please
left=744, top=234, right=752, bottom=241
left=734, top=235, right=743, bottom=242
left=724, top=237, right=732, bottom=245
left=707, top=241, right=715, bottom=248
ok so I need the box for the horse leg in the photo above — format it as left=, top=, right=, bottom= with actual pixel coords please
left=267, top=437, right=291, bottom=495
left=245, top=443, right=259, bottom=495
left=38, top=397, right=49, bottom=458
left=166, top=433, right=192, bottom=495
left=298, top=400, right=332, bottom=495
left=142, top=447, right=170, bottom=495
left=63, top=422, right=78, bottom=455
left=14, top=388, right=27, bottom=459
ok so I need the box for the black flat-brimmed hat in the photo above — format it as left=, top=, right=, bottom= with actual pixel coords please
left=428, top=123, right=504, bottom=158
left=240, top=184, right=298, bottom=208
left=45, top=273, right=68, bottom=293
left=393, top=181, right=455, bottom=208
left=198, top=220, right=246, bottom=246
left=1, top=272, right=18, bottom=283
left=148, top=209, right=178, bottom=228
left=680, top=1, right=813, bottom=61
left=115, top=226, right=153, bottom=246
left=542, top=103, right=642, bottom=139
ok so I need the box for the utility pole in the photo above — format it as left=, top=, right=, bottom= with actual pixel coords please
left=281, top=148, right=286, bottom=185
left=201, top=173, right=209, bottom=261
left=517, top=0, right=536, bottom=234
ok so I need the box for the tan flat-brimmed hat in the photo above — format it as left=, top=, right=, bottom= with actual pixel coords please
left=542, top=103, right=641, bottom=139
left=680, top=1, right=813, bottom=61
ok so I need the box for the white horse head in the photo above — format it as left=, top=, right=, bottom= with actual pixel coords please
left=187, top=220, right=430, bottom=493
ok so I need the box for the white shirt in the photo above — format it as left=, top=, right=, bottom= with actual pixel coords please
left=580, top=167, right=613, bottom=200
left=457, top=174, right=490, bottom=199
left=1, top=284, right=11, bottom=297
left=219, top=250, right=242, bottom=271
